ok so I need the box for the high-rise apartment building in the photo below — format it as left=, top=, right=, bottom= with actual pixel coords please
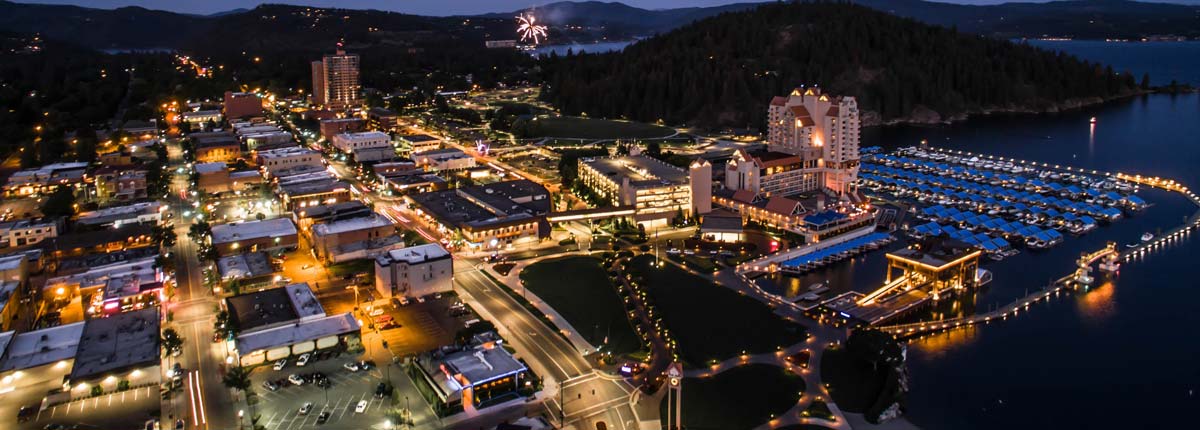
left=311, top=49, right=362, bottom=109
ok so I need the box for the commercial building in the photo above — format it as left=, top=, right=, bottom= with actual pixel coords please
left=66, top=308, right=161, bottom=388
left=224, top=91, right=263, bottom=119
left=310, top=212, right=395, bottom=262
left=408, top=180, right=550, bottom=250
left=367, top=107, right=399, bottom=131
left=42, top=256, right=161, bottom=310
left=180, top=109, right=223, bottom=129
left=0, top=322, right=85, bottom=399
left=75, top=201, right=164, bottom=228
left=311, top=49, right=362, bottom=109
left=195, top=138, right=243, bottom=163
left=715, top=88, right=870, bottom=239
left=216, top=251, right=279, bottom=288
left=761, top=86, right=861, bottom=196
left=413, top=148, right=476, bottom=171
left=373, top=243, right=452, bottom=299
left=224, top=283, right=361, bottom=366
left=0, top=219, right=60, bottom=248
left=319, top=118, right=366, bottom=140
left=34, top=224, right=154, bottom=260
left=0, top=280, right=21, bottom=332
left=331, top=131, right=394, bottom=162
left=576, top=153, right=712, bottom=223
left=413, top=343, right=529, bottom=409
left=293, top=201, right=373, bottom=233
left=257, top=147, right=324, bottom=176
left=2, top=162, right=89, bottom=196
left=196, top=162, right=232, bottom=194
left=92, top=168, right=148, bottom=203
left=398, top=134, right=441, bottom=154
left=277, top=177, right=352, bottom=211
left=210, top=218, right=299, bottom=256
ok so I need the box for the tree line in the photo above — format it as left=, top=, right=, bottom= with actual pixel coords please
left=538, top=1, right=1140, bottom=130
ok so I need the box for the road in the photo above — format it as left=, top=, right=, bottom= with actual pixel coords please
left=163, top=140, right=236, bottom=430
left=453, top=264, right=641, bottom=430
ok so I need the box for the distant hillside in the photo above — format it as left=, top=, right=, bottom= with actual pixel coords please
left=0, top=1, right=209, bottom=49
left=539, top=2, right=1141, bottom=129
left=476, top=1, right=764, bottom=36
left=853, top=0, right=1200, bottom=40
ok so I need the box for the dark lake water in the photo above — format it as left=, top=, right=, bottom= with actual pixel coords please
left=1028, top=40, right=1200, bottom=86
left=761, top=41, right=1200, bottom=430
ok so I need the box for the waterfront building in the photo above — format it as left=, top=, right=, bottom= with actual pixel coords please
left=576, top=153, right=712, bottom=224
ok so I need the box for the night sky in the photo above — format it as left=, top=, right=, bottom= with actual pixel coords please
left=25, top=0, right=1200, bottom=16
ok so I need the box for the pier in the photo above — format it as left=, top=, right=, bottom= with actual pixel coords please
left=869, top=147, right=1200, bottom=338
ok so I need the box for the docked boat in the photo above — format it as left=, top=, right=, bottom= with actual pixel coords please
left=1141, top=232, right=1154, bottom=242
left=1090, top=116, right=1097, bottom=124
left=975, top=269, right=993, bottom=286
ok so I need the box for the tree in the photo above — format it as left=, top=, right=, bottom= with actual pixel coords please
left=1140, top=73, right=1151, bottom=90
left=154, top=254, right=177, bottom=273
left=153, top=225, right=178, bottom=248
left=846, top=329, right=904, bottom=371
left=161, top=328, right=184, bottom=357
left=39, top=186, right=77, bottom=218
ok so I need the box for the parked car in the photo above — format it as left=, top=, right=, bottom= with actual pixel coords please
left=359, top=360, right=375, bottom=370
left=17, top=405, right=37, bottom=422
left=299, top=402, right=313, bottom=415
left=288, top=374, right=305, bottom=385
left=296, top=353, right=311, bottom=367
left=261, top=380, right=279, bottom=391
left=174, top=420, right=185, bottom=430
left=342, top=362, right=360, bottom=372
left=368, top=308, right=384, bottom=317
left=316, top=412, right=330, bottom=424
left=143, top=419, right=160, bottom=430
left=375, top=382, right=388, bottom=398
left=355, top=400, right=368, bottom=413
left=416, top=296, right=426, bottom=303
left=273, top=359, right=287, bottom=371
left=378, top=321, right=398, bottom=330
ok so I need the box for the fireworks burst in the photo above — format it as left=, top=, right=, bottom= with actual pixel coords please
left=516, top=13, right=548, bottom=44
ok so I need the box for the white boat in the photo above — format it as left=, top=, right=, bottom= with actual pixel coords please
left=975, top=269, right=993, bottom=286
left=1141, top=232, right=1154, bottom=242
left=1089, top=117, right=1097, bottom=124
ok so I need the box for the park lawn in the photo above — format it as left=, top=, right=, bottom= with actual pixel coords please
left=659, top=364, right=804, bottom=430
left=627, top=255, right=806, bottom=366
left=819, top=347, right=887, bottom=413
left=519, top=256, right=643, bottom=355
left=530, top=116, right=675, bottom=139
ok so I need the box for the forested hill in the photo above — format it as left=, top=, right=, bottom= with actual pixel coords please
left=538, top=2, right=1141, bottom=129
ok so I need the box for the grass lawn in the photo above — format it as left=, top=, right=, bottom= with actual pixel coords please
left=627, top=255, right=805, bottom=366
left=530, top=116, right=675, bottom=139
left=819, top=347, right=886, bottom=413
left=659, top=364, right=804, bottom=430
left=519, top=256, right=643, bottom=355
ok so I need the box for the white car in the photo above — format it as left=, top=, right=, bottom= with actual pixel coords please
left=288, top=374, right=305, bottom=386
left=273, top=359, right=287, bottom=371
left=368, top=308, right=384, bottom=317
left=296, top=353, right=311, bottom=367
left=355, top=400, right=368, bottom=413
left=342, top=362, right=360, bottom=372
left=298, top=402, right=313, bottom=415
left=416, top=296, right=426, bottom=304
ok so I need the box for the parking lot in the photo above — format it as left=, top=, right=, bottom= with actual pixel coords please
left=371, top=294, right=474, bottom=357
left=16, top=385, right=161, bottom=430
left=250, top=351, right=394, bottom=430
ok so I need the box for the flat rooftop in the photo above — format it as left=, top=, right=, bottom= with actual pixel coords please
left=399, top=134, right=438, bottom=143
left=279, top=178, right=348, bottom=196
left=258, top=147, right=318, bottom=159
left=441, top=345, right=527, bottom=386
left=312, top=213, right=392, bottom=236
left=69, top=307, right=160, bottom=381
left=378, top=243, right=450, bottom=266
left=0, top=321, right=85, bottom=372
left=211, top=218, right=297, bottom=244
left=224, top=283, right=323, bottom=332
left=235, top=312, right=359, bottom=354
left=888, top=237, right=979, bottom=268
left=217, top=251, right=276, bottom=279
left=195, top=162, right=227, bottom=175
left=581, top=155, right=689, bottom=187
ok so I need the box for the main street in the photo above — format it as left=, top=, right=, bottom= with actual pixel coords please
left=163, top=141, right=236, bottom=430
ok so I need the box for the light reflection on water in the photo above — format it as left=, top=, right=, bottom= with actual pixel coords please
left=1076, top=279, right=1117, bottom=322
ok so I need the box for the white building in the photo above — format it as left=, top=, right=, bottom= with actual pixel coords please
left=577, top=154, right=712, bottom=223
left=75, top=201, right=165, bottom=228
left=374, top=244, right=453, bottom=299
left=0, top=219, right=60, bottom=248
left=764, top=86, right=861, bottom=196
left=413, top=148, right=476, bottom=171
left=257, top=147, right=324, bottom=176
left=331, top=131, right=394, bottom=162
